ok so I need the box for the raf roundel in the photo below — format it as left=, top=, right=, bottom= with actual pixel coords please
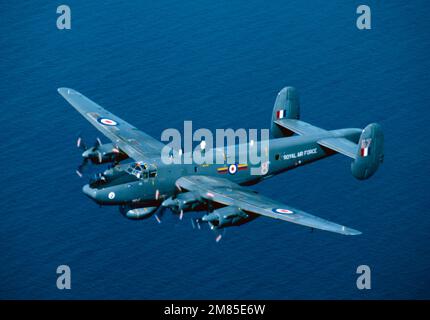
left=228, top=164, right=238, bottom=175
left=272, top=208, right=294, bottom=214
left=98, top=117, right=118, bottom=126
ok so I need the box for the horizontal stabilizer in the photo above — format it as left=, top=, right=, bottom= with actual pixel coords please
left=317, top=137, right=357, bottom=159
left=274, top=119, right=327, bottom=136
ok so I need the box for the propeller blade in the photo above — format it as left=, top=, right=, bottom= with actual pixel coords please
left=76, top=158, right=89, bottom=177
left=95, top=137, right=102, bottom=147
left=96, top=151, right=102, bottom=164
left=214, top=228, right=226, bottom=242
left=153, top=205, right=168, bottom=224
left=76, top=134, right=87, bottom=150
left=179, top=209, right=184, bottom=220
left=158, top=206, right=167, bottom=219
left=192, top=218, right=202, bottom=230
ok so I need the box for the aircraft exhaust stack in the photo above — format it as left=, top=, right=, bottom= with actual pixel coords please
left=351, top=123, right=384, bottom=180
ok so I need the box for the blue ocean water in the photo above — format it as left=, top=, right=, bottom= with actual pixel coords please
left=1, top=0, right=429, bottom=299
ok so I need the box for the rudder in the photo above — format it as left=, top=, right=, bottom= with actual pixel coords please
left=351, top=123, right=384, bottom=180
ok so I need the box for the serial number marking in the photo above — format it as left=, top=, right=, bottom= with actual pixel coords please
left=208, top=304, right=266, bottom=315
left=282, top=147, right=318, bottom=160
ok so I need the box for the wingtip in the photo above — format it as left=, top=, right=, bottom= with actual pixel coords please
left=57, top=87, right=68, bottom=96
left=57, top=87, right=77, bottom=96
left=344, top=228, right=362, bottom=236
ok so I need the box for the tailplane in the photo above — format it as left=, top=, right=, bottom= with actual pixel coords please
left=270, top=86, right=384, bottom=180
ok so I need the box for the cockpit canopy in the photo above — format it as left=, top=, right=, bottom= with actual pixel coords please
left=127, top=162, right=157, bottom=179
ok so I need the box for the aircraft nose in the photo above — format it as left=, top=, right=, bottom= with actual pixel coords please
left=82, top=184, right=97, bottom=199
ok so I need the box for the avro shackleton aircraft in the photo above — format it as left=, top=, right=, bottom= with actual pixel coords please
left=58, top=86, right=384, bottom=239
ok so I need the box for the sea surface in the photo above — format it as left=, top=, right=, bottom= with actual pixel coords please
left=1, top=1, right=429, bottom=299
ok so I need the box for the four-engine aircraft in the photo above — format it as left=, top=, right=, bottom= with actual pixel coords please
left=58, top=86, right=384, bottom=239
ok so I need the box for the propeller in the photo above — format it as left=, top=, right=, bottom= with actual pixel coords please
left=154, top=205, right=168, bottom=224
left=192, top=214, right=225, bottom=242
left=191, top=218, right=201, bottom=230
left=93, top=138, right=103, bottom=164
left=161, top=196, right=185, bottom=221
left=75, top=134, right=104, bottom=177
left=76, top=158, right=89, bottom=177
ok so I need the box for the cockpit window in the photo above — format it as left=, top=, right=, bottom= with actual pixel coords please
left=128, top=162, right=157, bottom=179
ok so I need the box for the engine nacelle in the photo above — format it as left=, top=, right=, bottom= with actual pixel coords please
left=202, top=206, right=248, bottom=228
left=162, top=192, right=201, bottom=212
left=351, top=123, right=384, bottom=180
left=82, top=142, right=128, bottom=164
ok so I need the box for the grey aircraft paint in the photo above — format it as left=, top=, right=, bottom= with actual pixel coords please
left=58, top=86, right=384, bottom=236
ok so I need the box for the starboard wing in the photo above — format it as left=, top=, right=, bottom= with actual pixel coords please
left=176, top=175, right=361, bottom=235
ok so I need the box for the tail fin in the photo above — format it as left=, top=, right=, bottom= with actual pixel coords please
left=351, top=123, right=384, bottom=180
left=271, top=87, right=300, bottom=138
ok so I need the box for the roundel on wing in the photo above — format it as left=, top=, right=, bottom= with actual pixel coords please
left=272, top=208, right=294, bottom=214
left=98, top=117, right=118, bottom=126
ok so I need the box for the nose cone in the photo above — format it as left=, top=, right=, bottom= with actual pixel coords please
left=82, top=149, right=92, bottom=158
left=162, top=197, right=177, bottom=208
left=202, top=212, right=217, bottom=222
left=82, top=184, right=97, bottom=200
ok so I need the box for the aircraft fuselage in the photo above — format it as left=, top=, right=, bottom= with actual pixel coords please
left=83, top=128, right=361, bottom=206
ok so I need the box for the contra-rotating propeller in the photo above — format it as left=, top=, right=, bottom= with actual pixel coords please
left=76, top=134, right=104, bottom=177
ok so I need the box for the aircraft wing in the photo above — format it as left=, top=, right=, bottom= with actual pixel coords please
left=58, top=88, right=165, bottom=161
left=177, top=175, right=361, bottom=235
